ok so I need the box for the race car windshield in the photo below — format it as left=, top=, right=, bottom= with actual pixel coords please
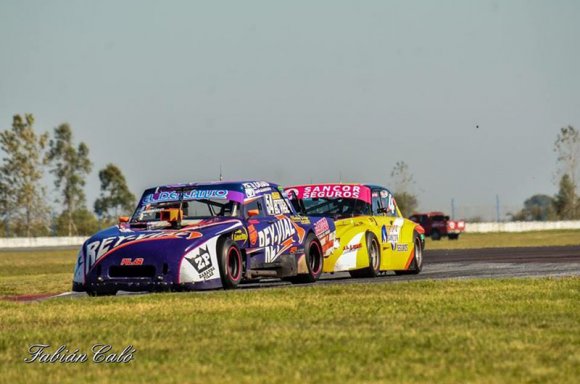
left=131, top=189, right=241, bottom=226
left=298, top=197, right=370, bottom=219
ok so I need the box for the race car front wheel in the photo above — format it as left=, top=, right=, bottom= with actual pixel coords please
left=289, top=233, right=323, bottom=284
left=217, top=238, right=243, bottom=289
left=349, top=232, right=380, bottom=278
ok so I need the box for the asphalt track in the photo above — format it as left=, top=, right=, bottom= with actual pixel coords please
left=238, top=245, right=580, bottom=289
left=38, top=245, right=577, bottom=300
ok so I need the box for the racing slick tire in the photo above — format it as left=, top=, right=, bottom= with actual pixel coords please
left=448, top=233, right=459, bottom=240
left=288, top=233, right=323, bottom=284
left=217, top=238, right=243, bottom=289
left=395, top=232, right=423, bottom=275
left=349, top=232, right=380, bottom=278
left=431, top=229, right=441, bottom=241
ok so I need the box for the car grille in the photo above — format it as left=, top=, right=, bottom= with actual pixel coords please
left=109, top=265, right=156, bottom=278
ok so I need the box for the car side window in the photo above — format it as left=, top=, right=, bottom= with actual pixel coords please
left=264, top=192, right=292, bottom=215
left=381, top=190, right=398, bottom=217
left=243, top=197, right=266, bottom=219
left=371, top=190, right=383, bottom=215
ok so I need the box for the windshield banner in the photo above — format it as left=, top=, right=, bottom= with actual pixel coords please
left=285, top=184, right=371, bottom=203
left=143, top=190, right=245, bottom=204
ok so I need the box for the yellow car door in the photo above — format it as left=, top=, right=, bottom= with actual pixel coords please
left=371, top=188, right=414, bottom=270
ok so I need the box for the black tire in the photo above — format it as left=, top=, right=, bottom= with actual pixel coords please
left=217, top=238, right=243, bottom=289
left=431, top=230, right=441, bottom=241
left=395, top=232, right=423, bottom=275
left=349, top=232, right=380, bottom=278
left=448, top=233, right=459, bottom=240
left=289, top=233, right=323, bottom=284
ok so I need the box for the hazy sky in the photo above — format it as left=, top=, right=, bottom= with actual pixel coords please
left=1, top=1, right=579, bottom=220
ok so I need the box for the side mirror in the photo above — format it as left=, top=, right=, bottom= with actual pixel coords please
left=247, top=209, right=259, bottom=218
left=119, top=216, right=130, bottom=223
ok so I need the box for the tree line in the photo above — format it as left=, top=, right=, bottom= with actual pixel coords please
left=3, top=115, right=572, bottom=236
left=389, top=161, right=418, bottom=217
left=393, top=125, right=580, bottom=222
left=386, top=126, right=580, bottom=222
left=511, top=125, right=580, bottom=221
left=0, top=114, right=136, bottom=237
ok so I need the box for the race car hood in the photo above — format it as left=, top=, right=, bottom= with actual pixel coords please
left=73, top=218, right=243, bottom=289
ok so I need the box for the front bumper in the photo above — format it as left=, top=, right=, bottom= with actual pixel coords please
left=73, top=278, right=221, bottom=295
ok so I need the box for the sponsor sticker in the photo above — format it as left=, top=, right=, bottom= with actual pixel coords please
left=257, top=217, right=296, bottom=262
left=264, top=194, right=291, bottom=215
left=258, top=218, right=296, bottom=247
left=243, top=181, right=271, bottom=198
left=302, top=184, right=362, bottom=199
left=188, top=246, right=215, bottom=280
left=84, top=230, right=203, bottom=271
left=290, top=216, right=310, bottom=224
left=314, top=218, right=330, bottom=237
left=386, top=218, right=405, bottom=251
left=233, top=229, right=248, bottom=242
left=143, top=189, right=228, bottom=204
left=248, top=225, right=258, bottom=246
left=285, top=188, right=299, bottom=199
left=120, top=258, right=144, bottom=266
left=396, top=244, right=409, bottom=252
left=381, top=225, right=388, bottom=243
left=387, top=195, right=396, bottom=214
left=343, top=243, right=362, bottom=252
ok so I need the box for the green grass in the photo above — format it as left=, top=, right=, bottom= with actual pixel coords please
left=0, top=279, right=578, bottom=384
left=0, top=249, right=76, bottom=296
left=426, top=229, right=580, bottom=250
left=0, top=235, right=579, bottom=384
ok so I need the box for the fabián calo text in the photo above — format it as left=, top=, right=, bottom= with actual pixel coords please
left=24, top=344, right=136, bottom=363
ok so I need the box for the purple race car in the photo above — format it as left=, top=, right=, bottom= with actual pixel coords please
left=73, top=181, right=336, bottom=295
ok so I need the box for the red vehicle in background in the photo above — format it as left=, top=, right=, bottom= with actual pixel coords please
left=408, top=212, right=465, bottom=240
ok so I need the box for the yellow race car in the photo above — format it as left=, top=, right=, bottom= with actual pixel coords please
left=285, top=183, right=425, bottom=277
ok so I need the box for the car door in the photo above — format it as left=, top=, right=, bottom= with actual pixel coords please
left=376, top=189, right=410, bottom=270
left=242, top=196, right=271, bottom=266
left=242, top=193, right=293, bottom=267
left=369, top=189, right=393, bottom=267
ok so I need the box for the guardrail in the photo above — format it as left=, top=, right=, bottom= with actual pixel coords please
left=0, top=236, right=87, bottom=249
left=465, top=221, right=580, bottom=233
left=1, top=221, right=580, bottom=248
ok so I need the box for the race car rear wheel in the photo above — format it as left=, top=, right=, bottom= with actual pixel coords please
left=349, top=232, right=380, bottom=278
left=289, top=233, right=323, bottom=284
left=395, top=232, right=423, bottom=275
left=218, top=238, right=243, bottom=289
